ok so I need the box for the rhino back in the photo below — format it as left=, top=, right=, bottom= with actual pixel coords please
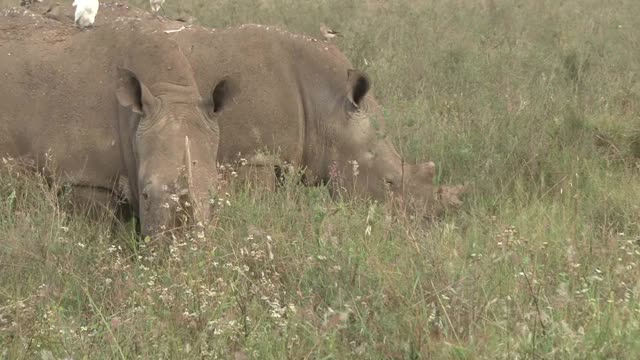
left=0, top=10, right=118, bottom=185
left=0, top=9, right=191, bottom=189
left=169, top=26, right=308, bottom=167
left=172, top=25, right=372, bottom=181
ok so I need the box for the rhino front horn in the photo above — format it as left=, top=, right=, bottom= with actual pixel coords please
left=183, top=135, right=193, bottom=190
left=180, top=135, right=201, bottom=222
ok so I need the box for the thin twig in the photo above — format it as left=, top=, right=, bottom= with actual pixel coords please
left=519, top=265, right=546, bottom=359
left=82, top=286, right=126, bottom=360
left=430, top=280, right=461, bottom=344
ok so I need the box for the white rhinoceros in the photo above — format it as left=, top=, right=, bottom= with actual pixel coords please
left=173, top=23, right=465, bottom=216
left=0, top=9, right=236, bottom=239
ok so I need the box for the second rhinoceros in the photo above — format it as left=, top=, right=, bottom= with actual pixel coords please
left=172, top=23, right=465, bottom=216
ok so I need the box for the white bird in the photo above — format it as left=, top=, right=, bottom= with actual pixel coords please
left=150, top=0, right=165, bottom=14
left=72, top=0, right=99, bottom=30
left=320, top=23, right=343, bottom=41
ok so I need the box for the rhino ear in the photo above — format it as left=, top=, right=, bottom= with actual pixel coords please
left=346, top=69, right=371, bottom=108
left=207, top=77, right=237, bottom=114
left=116, top=67, right=158, bottom=115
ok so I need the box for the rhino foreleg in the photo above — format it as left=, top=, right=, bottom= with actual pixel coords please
left=232, top=165, right=277, bottom=192
left=62, top=185, right=125, bottom=223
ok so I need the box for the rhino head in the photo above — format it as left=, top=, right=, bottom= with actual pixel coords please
left=324, top=69, right=465, bottom=217
left=116, top=68, right=230, bottom=240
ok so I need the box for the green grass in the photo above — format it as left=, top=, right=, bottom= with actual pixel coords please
left=3, top=0, right=640, bottom=358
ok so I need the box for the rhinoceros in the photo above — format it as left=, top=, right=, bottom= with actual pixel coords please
left=174, top=24, right=465, bottom=216
left=22, top=1, right=465, bottom=217
left=0, top=9, right=234, bottom=238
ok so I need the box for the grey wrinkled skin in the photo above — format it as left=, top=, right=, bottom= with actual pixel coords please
left=0, top=11, right=233, bottom=240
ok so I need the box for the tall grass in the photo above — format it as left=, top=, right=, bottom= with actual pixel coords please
left=3, top=0, right=640, bottom=358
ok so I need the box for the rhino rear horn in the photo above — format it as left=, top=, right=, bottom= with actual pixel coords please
left=437, top=185, right=467, bottom=208
left=116, top=67, right=158, bottom=115
left=415, top=161, right=436, bottom=183
left=346, top=69, right=371, bottom=108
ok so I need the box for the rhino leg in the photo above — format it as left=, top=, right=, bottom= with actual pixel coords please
left=62, top=186, right=127, bottom=223
left=224, top=153, right=280, bottom=192
left=233, top=165, right=277, bottom=192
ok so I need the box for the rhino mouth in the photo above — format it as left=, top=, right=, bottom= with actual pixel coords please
left=140, top=181, right=203, bottom=236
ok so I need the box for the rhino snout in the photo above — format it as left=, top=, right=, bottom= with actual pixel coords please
left=143, top=187, right=208, bottom=231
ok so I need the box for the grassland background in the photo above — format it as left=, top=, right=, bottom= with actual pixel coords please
left=2, top=0, right=640, bottom=358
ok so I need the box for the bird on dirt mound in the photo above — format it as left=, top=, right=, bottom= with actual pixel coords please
left=320, top=23, right=343, bottom=41
left=150, top=0, right=165, bottom=14
left=72, top=0, right=99, bottom=30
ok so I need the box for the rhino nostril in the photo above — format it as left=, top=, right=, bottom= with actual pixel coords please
left=142, top=191, right=149, bottom=200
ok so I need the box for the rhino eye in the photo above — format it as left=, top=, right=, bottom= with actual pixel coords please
left=345, top=98, right=359, bottom=113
